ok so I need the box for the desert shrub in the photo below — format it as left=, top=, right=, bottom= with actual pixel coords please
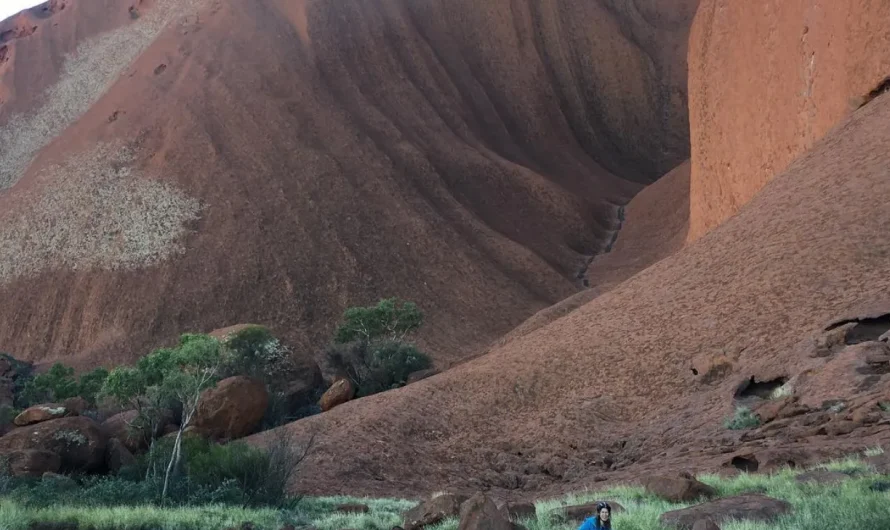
left=19, top=363, right=109, bottom=406
left=217, top=325, right=323, bottom=429
left=325, top=298, right=431, bottom=398
left=102, top=334, right=230, bottom=499
left=333, top=298, right=423, bottom=345
left=325, top=341, right=431, bottom=398
left=6, top=433, right=311, bottom=509
left=127, top=431, right=310, bottom=508
left=723, top=406, right=761, bottom=430
left=220, top=326, right=286, bottom=381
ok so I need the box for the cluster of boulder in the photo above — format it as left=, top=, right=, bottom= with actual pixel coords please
left=0, top=322, right=445, bottom=479
left=0, top=374, right=277, bottom=478
left=641, top=473, right=791, bottom=529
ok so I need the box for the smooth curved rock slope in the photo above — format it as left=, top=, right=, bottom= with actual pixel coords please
left=253, top=93, right=890, bottom=497
left=0, top=0, right=697, bottom=366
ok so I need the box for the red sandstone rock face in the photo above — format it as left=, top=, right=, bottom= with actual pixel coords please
left=687, top=0, right=890, bottom=241
left=0, top=0, right=697, bottom=370
left=250, top=93, right=890, bottom=498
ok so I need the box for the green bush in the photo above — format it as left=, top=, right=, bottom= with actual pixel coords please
left=334, top=298, right=423, bottom=345
left=214, top=325, right=323, bottom=429
left=325, top=298, right=431, bottom=398
left=723, top=406, right=761, bottom=430
left=19, top=364, right=109, bottom=406
left=220, top=326, right=284, bottom=381
left=325, top=341, right=431, bottom=398
left=6, top=433, right=309, bottom=509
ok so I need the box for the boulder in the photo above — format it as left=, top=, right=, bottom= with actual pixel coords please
left=14, top=404, right=71, bottom=426
left=498, top=502, right=536, bottom=521
left=458, top=493, right=513, bottom=530
left=660, top=494, right=791, bottom=529
left=642, top=473, right=717, bottom=502
left=319, top=378, right=355, bottom=412
left=193, top=376, right=269, bottom=440
left=691, top=520, right=720, bottom=530
left=62, top=397, right=90, bottom=416
left=407, top=369, right=440, bottom=385
left=2, top=449, right=61, bottom=477
left=404, top=493, right=468, bottom=530
left=556, top=501, right=624, bottom=522
left=105, top=438, right=137, bottom=473
left=0, top=416, right=107, bottom=472
left=101, top=410, right=151, bottom=453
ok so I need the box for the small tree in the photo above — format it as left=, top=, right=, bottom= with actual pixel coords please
left=101, top=334, right=228, bottom=500
left=334, top=298, right=423, bottom=344
left=157, top=334, right=226, bottom=498
left=326, top=298, right=431, bottom=397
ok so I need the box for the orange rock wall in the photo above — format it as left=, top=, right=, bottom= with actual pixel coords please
left=687, top=0, right=890, bottom=241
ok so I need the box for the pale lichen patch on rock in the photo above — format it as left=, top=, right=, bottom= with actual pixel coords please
left=0, top=143, right=202, bottom=283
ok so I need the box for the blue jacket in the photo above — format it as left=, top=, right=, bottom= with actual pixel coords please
left=578, top=516, right=610, bottom=530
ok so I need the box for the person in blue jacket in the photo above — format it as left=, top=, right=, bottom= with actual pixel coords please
left=578, top=501, right=612, bottom=530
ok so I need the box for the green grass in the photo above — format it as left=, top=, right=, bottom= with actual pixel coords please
left=0, top=502, right=286, bottom=530
left=864, top=446, right=885, bottom=458
left=2, top=457, right=889, bottom=530
left=723, top=406, right=761, bottom=430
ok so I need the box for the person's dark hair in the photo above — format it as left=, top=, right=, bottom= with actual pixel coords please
left=595, top=501, right=612, bottom=528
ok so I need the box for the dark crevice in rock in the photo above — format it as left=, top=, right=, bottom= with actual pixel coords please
left=733, top=376, right=787, bottom=400
left=825, top=313, right=890, bottom=344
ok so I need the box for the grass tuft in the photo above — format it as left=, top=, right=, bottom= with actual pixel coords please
left=723, top=406, right=761, bottom=430
left=2, top=456, right=890, bottom=530
left=864, top=446, right=885, bottom=458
